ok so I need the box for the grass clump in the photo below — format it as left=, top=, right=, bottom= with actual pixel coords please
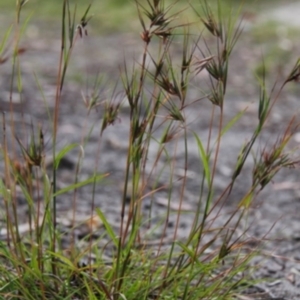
left=0, top=0, right=299, bottom=299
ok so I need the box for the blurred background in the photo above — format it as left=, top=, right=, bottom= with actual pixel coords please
left=0, top=0, right=298, bottom=34
left=1, top=0, right=299, bottom=114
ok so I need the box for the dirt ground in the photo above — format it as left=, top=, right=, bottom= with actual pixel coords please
left=1, top=2, right=300, bottom=299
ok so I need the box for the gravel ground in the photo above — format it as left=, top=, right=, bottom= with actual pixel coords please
left=1, top=2, right=300, bottom=299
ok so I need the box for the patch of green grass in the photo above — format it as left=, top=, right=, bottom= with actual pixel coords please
left=0, top=0, right=292, bottom=33
left=250, top=20, right=300, bottom=77
left=0, top=1, right=166, bottom=31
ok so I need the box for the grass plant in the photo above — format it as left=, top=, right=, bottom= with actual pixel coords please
left=0, top=0, right=299, bottom=299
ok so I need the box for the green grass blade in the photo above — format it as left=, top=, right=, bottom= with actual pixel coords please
left=193, top=132, right=211, bottom=187
left=176, top=241, right=200, bottom=265
left=96, top=208, right=118, bottom=248
left=54, top=143, right=80, bottom=170
left=219, top=108, right=246, bottom=138
left=53, top=173, right=108, bottom=197
left=0, top=25, right=13, bottom=53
